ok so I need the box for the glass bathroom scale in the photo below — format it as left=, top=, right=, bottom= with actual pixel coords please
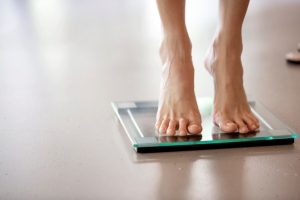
left=112, top=96, right=298, bottom=153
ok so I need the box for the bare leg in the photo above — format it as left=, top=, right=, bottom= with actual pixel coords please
left=205, top=0, right=260, bottom=133
left=155, top=0, right=202, bottom=136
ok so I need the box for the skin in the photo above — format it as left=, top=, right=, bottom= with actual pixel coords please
left=155, top=0, right=260, bottom=136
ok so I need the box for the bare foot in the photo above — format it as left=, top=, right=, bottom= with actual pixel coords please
left=204, top=37, right=260, bottom=134
left=155, top=35, right=202, bottom=136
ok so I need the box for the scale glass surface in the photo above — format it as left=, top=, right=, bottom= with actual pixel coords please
left=112, top=96, right=298, bottom=153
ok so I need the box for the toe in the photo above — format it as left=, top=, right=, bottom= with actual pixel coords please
left=155, top=120, right=162, bottom=130
left=159, top=119, right=169, bottom=133
left=166, top=119, right=177, bottom=136
left=252, top=116, right=260, bottom=129
left=256, top=122, right=260, bottom=129
left=219, top=119, right=238, bottom=133
left=250, top=115, right=260, bottom=129
left=235, top=119, right=249, bottom=134
left=243, top=115, right=257, bottom=131
left=178, top=118, right=188, bottom=136
left=187, top=121, right=202, bottom=135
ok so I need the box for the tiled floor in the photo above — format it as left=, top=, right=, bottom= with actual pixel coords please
left=0, top=0, right=300, bottom=199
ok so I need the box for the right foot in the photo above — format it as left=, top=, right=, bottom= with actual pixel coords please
left=204, top=36, right=260, bottom=134
left=155, top=35, right=202, bottom=136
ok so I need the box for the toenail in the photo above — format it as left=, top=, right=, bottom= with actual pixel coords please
left=189, top=124, right=199, bottom=129
left=226, top=123, right=236, bottom=127
left=242, top=127, right=247, bottom=132
left=252, top=125, right=256, bottom=130
left=256, top=123, right=260, bottom=127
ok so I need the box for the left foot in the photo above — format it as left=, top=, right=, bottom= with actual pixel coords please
left=204, top=36, right=260, bottom=133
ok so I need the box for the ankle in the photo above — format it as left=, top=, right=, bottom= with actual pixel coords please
left=159, top=34, right=192, bottom=63
left=160, top=32, right=192, bottom=52
left=205, top=35, right=244, bottom=77
left=212, top=31, right=243, bottom=56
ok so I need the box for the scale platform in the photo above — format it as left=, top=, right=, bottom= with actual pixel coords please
left=112, top=96, right=298, bottom=153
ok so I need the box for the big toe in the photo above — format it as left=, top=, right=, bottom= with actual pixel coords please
left=219, top=120, right=238, bottom=133
left=188, top=122, right=202, bottom=135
